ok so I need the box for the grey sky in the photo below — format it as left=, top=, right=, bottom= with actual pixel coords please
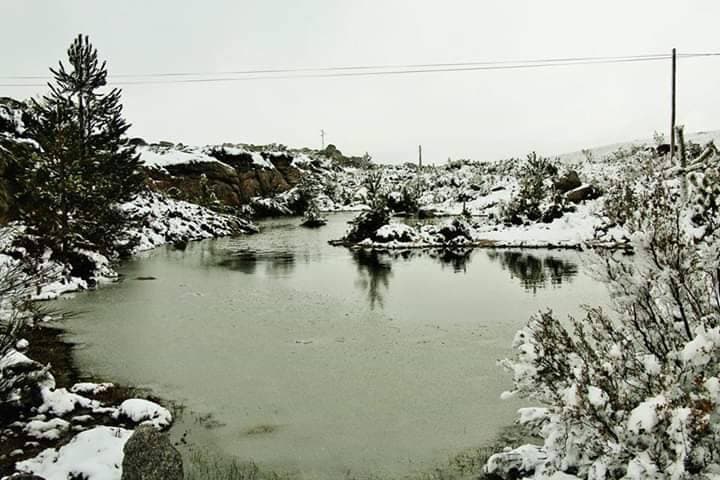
left=2, top=1, right=719, bottom=164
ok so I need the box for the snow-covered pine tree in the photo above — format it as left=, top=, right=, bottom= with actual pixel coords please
left=19, top=34, right=144, bottom=261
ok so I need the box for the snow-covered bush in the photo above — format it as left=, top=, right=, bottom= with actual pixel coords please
left=0, top=232, right=53, bottom=418
left=344, top=207, right=391, bottom=243
left=0, top=260, right=29, bottom=360
left=491, top=159, right=720, bottom=479
left=0, top=230, right=48, bottom=358
left=601, top=152, right=658, bottom=228
left=503, top=152, right=559, bottom=224
left=363, top=169, right=387, bottom=210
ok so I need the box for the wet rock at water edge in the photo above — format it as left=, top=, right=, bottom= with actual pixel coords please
left=121, top=425, right=183, bottom=480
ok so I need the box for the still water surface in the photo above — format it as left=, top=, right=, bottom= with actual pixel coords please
left=55, top=213, right=609, bottom=479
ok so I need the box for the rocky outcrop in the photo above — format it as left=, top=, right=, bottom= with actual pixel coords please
left=121, top=425, right=183, bottom=480
left=145, top=147, right=307, bottom=209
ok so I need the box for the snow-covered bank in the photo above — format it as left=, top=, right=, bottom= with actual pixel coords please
left=331, top=206, right=629, bottom=253
left=0, top=190, right=257, bottom=476
left=0, top=345, right=172, bottom=478
left=122, top=191, right=258, bottom=252
left=8, top=191, right=258, bottom=301
left=15, top=426, right=132, bottom=480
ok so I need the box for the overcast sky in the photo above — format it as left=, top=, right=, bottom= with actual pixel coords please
left=2, top=1, right=719, bottom=164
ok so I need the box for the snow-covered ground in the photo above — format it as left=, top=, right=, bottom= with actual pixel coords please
left=0, top=347, right=172, bottom=478
left=15, top=426, right=132, bottom=480
left=326, top=130, right=720, bottom=251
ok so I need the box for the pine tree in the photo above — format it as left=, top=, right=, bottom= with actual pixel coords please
left=19, top=34, right=144, bottom=262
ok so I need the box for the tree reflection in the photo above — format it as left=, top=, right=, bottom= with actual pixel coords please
left=352, top=249, right=393, bottom=310
left=434, top=248, right=472, bottom=273
left=486, top=250, right=578, bottom=293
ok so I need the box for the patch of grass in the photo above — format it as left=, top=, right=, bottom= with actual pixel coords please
left=185, top=450, right=292, bottom=480
left=184, top=426, right=533, bottom=480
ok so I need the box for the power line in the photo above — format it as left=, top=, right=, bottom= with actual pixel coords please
left=1, top=53, right=677, bottom=79
left=2, top=52, right=719, bottom=87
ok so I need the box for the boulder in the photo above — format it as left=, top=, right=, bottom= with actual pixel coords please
left=565, top=184, right=602, bottom=203
left=554, top=170, right=581, bottom=193
left=121, top=425, right=183, bottom=480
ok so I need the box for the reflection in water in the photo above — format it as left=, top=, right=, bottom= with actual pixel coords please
left=216, top=248, right=296, bottom=276
left=352, top=249, right=393, bottom=310
left=434, top=248, right=473, bottom=273
left=486, top=250, right=579, bottom=293
left=350, top=248, right=473, bottom=309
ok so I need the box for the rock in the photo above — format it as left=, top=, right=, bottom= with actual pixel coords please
left=7, top=474, right=47, bottom=480
left=565, top=184, right=602, bottom=203
left=484, top=444, right=548, bottom=479
left=121, top=425, right=183, bottom=480
left=145, top=147, right=305, bottom=209
left=117, top=398, right=173, bottom=429
left=128, top=137, right=148, bottom=146
left=554, top=170, right=581, bottom=193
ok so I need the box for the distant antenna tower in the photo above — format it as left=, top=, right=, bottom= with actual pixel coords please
left=321, top=129, right=326, bottom=149
left=418, top=145, right=422, bottom=169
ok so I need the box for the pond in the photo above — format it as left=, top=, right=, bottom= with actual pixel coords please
left=52, top=213, right=610, bottom=479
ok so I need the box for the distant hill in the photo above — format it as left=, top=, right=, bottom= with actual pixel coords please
left=554, top=129, right=720, bottom=164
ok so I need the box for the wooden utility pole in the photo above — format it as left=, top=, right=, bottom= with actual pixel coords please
left=320, top=129, right=326, bottom=149
left=676, top=124, right=687, bottom=200
left=418, top=145, right=422, bottom=169
left=670, top=48, right=676, bottom=159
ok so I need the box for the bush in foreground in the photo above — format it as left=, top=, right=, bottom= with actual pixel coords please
left=491, top=155, right=720, bottom=479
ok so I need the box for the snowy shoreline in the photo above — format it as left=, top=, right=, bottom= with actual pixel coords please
left=0, top=192, right=258, bottom=479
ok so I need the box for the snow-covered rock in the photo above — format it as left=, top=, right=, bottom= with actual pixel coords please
left=116, top=399, right=172, bottom=429
left=16, top=426, right=132, bottom=480
left=70, top=382, right=114, bottom=395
